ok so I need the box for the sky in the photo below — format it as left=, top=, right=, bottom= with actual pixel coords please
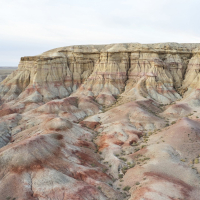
left=1, top=0, right=200, bottom=66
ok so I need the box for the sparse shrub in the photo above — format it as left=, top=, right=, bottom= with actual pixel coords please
left=135, top=181, right=140, bottom=185
left=143, top=157, right=150, bottom=161
left=122, top=166, right=128, bottom=174
left=123, top=186, right=131, bottom=191
left=148, top=132, right=152, bottom=136
left=135, top=148, right=140, bottom=152
left=129, top=164, right=135, bottom=168
left=136, top=154, right=142, bottom=158
left=194, top=158, right=199, bottom=164
left=102, top=168, right=108, bottom=173
left=131, top=143, right=138, bottom=146
left=123, top=166, right=128, bottom=170
left=171, top=121, right=176, bottom=125
left=119, top=174, right=123, bottom=179
left=119, top=157, right=127, bottom=162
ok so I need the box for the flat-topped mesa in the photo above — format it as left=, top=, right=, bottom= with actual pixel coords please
left=1, top=43, right=200, bottom=105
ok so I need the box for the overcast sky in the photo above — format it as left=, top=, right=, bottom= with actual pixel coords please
left=1, top=0, right=200, bottom=66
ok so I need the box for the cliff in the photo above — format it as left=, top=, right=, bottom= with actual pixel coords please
left=1, top=43, right=200, bottom=105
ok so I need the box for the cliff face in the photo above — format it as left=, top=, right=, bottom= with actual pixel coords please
left=1, top=43, right=200, bottom=105
left=1, top=43, right=200, bottom=200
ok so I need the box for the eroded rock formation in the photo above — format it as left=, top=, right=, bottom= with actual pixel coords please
left=1, top=43, right=200, bottom=200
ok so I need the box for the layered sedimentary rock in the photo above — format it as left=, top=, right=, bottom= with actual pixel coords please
left=0, top=43, right=199, bottom=105
left=2, top=43, right=200, bottom=106
left=1, top=43, right=200, bottom=200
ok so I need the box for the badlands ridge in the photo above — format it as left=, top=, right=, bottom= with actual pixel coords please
left=0, top=43, right=200, bottom=199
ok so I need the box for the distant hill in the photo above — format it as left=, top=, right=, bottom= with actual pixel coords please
left=0, top=67, right=17, bottom=82
left=0, top=66, right=17, bottom=68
